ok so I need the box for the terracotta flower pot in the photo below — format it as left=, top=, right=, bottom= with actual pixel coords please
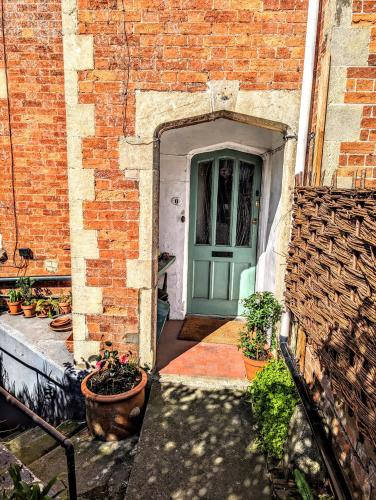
left=7, top=301, right=22, bottom=315
left=81, top=368, right=147, bottom=441
left=21, top=303, right=36, bottom=318
left=243, top=355, right=268, bottom=381
left=59, top=302, right=71, bottom=314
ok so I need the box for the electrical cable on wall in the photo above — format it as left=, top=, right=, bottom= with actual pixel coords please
left=0, top=0, right=27, bottom=271
left=120, top=0, right=131, bottom=138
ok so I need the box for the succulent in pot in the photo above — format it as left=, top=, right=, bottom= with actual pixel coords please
left=36, top=298, right=60, bottom=318
left=58, top=291, right=72, bottom=315
left=239, top=292, right=283, bottom=380
left=7, top=288, right=22, bottom=315
left=81, top=341, right=147, bottom=441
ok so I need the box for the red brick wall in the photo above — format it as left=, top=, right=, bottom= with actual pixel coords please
left=339, top=2, right=376, bottom=185
left=308, top=0, right=376, bottom=186
left=0, top=0, right=69, bottom=277
left=75, top=0, right=309, bottom=347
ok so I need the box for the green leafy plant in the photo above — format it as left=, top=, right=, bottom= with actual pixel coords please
left=8, top=289, right=22, bottom=303
left=294, top=469, right=314, bottom=500
left=0, top=464, right=62, bottom=499
left=15, top=277, right=36, bottom=305
left=239, top=292, right=283, bottom=360
left=88, top=341, right=141, bottom=396
left=249, top=359, right=299, bottom=459
left=35, top=298, right=60, bottom=318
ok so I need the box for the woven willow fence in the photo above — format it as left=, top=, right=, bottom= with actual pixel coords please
left=285, top=186, right=376, bottom=446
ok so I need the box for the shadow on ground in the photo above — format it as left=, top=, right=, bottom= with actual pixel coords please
left=126, top=382, right=271, bottom=500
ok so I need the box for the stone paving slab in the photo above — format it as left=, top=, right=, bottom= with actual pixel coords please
left=126, top=382, right=271, bottom=500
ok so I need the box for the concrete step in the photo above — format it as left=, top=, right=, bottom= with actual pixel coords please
left=158, top=372, right=249, bottom=390
left=5, top=420, right=84, bottom=465
left=29, top=427, right=138, bottom=499
left=0, top=442, right=41, bottom=492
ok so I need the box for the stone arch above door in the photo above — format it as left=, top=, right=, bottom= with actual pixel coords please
left=118, top=91, right=300, bottom=367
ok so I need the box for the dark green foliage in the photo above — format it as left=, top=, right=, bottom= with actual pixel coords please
left=249, top=359, right=299, bottom=459
left=0, top=464, right=61, bottom=499
left=294, top=469, right=314, bottom=500
left=239, top=292, right=283, bottom=360
left=15, top=277, right=36, bottom=306
left=8, top=289, right=21, bottom=303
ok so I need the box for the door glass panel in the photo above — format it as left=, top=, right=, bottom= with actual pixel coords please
left=216, top=159, right=234, bottom=245
left=236, top=162, right=254, bottom=247
left=195, top=160, right=213, bottom=244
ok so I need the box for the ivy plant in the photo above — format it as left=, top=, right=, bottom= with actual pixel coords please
left=239, top=292, right=283, bottom=360
left=249, top=359, right=299, bottom=459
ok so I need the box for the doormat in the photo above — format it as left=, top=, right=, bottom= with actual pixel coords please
left=177, top=315, right=245, bottom=345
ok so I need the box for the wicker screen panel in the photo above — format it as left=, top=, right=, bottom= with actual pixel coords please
left=285, top=186, right=376, bottom=446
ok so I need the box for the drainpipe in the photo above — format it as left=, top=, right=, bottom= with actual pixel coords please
left=282, top=0, right=320, bottom=336
left=295, top=0, right=320, bottom=175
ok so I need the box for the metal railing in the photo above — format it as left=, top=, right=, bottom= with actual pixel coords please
left=0, top=386, right=77, bottom=500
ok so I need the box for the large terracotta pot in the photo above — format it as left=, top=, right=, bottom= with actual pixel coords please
left=243, top=356, right=268, bottom=381
left=81, top=368, right=147, bottom=441
left=7, top=301, right=22, bottom=315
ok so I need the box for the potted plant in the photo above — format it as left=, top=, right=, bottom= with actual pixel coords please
left=7, top=288, right=22, bottom=315
left=58, top=291, right=72, bottom=314
left=239, top=292, right=283, bottom=380
left=36, top=298, right=60, bottom=318
left=16, top=277, right=37, bottom=318
left=81, top=341, right=147, bottom=441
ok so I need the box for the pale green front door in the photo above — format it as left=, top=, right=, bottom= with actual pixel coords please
left=187, top=149, right=262, bottom=317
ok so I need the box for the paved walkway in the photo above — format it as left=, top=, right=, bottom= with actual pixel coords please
left=157, top=320, right=247, bottom=382
left=126, top=382, right=271, bottom=500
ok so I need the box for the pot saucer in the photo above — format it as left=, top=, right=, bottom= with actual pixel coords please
left=7, top=310, right=24, bottom=316
left=49, top=325, right=72, bottom=332
left=23, top=314, right=36, bottom=318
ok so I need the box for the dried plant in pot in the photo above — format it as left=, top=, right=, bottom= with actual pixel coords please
left=7, top=288, right=22, bottom=315
left=239, top=292, right=283, bottom=380
left=58, top=291, right=72, bottom=314
left=81, top=342, right=147, bottom=441
left=36, top=298, right=60, bottom=318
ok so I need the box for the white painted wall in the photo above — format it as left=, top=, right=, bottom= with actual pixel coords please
left=159, top=118, right=285, bottom=319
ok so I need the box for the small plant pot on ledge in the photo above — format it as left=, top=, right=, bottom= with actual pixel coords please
left=7, top=301, right=22, bottom=315
left=21, top=303, right=36, bottom=318
left=81, top=368, right=147, bottom=441
left=59, top=302, right=71, bottom=315
left=243, top=356, right=269, bottom=381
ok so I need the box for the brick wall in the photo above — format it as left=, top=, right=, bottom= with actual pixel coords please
left=0, top=0, right=70, bottom=277
left=75, top=0, right=309, bottom=349
left=308, top=0, right=376, bottom=187
left=339, top=2, right=376, bottom=185
left=0, top=0, right=309, bottom=352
